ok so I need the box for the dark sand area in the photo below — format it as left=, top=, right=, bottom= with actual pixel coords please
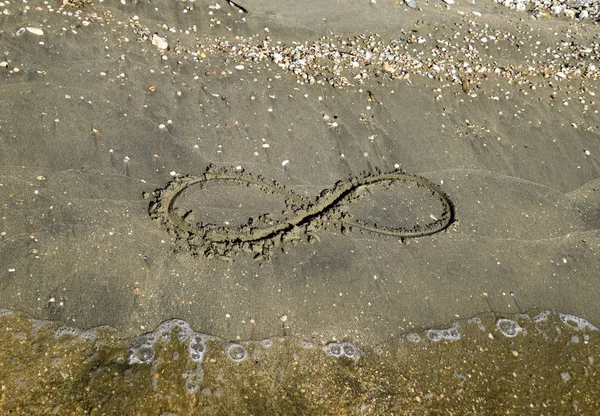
left=1, top=0, right=600, bottom=413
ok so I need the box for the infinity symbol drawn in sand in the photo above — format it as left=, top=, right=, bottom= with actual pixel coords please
left=148, top=166, right=455, bottom=261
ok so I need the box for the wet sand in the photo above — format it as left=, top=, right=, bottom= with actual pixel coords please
left=0, top=0, right=599, bottom=413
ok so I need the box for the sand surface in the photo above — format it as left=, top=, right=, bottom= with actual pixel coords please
left=1, top=0, right=599, bottom=350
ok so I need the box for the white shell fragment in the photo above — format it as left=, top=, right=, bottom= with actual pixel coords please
left=404, top=0, right=417, bottom=8
left=17, top=27, right=44, bottom=36
left=152, top=34, right=169, bottom=51
left=26, top=27, right=44, bottom=36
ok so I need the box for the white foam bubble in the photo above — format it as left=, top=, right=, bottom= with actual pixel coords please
left=406, top=333, right=422, bottom=343
left=156, top=319, right=192, bottom=342
left=225, top=343, right=248, bottom=363
left=260, top=339, right=273, bottom=348
left=54, top=326, right=82, bottom=339
left=0, top=308, right=16, bottom=316
left=130, top=345, right=155, bottom=365
left=299, top=340, right=319, bottom=349
left=325, top=342, right=343, bottom=357
left=534, top=312, right=549, bottom=323
left=341, top=342, right=358, bottom=359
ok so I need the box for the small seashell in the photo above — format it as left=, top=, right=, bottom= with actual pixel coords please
left=442, top=0, right=455, bottom=4
left=272, top=53, right=284, bottom=64
left=404, top=0, right=417, bottom=8
left=26, top=27, right=44, bottom=36
left=151, top=34, right=169, bottom=51
left=383, top=63, right=395, bottom=73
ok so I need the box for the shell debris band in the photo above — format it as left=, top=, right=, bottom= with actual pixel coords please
left=148, top=166, right=455, bottom=261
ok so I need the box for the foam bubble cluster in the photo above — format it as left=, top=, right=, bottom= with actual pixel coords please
left=534, top=311, right=549, bottom=323
left=406, top=333, right=422, bottom=343
left=426, top=323, right=461, bottom=342
left=325, top=342, right=358, bottom=360
left=128, top=319, right=210, bottom=365
left=496, top=318, right=525, bottom=338
left=128, top=333, right=156, bottom=365
left=558, top=313, right=599, bottom=331
left=467, top=317, right=486, bottom=331
left=188, top=334, right=208, bottom=363
left=183, top=367, right=204, bottom=393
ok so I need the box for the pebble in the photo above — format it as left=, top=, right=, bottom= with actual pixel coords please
left=208, top=19, right=599, bottom=92
left=496, top=0, right=599, bottom=21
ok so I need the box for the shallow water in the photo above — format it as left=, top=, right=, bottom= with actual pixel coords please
left=1, top=308, right=599, bottom=414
